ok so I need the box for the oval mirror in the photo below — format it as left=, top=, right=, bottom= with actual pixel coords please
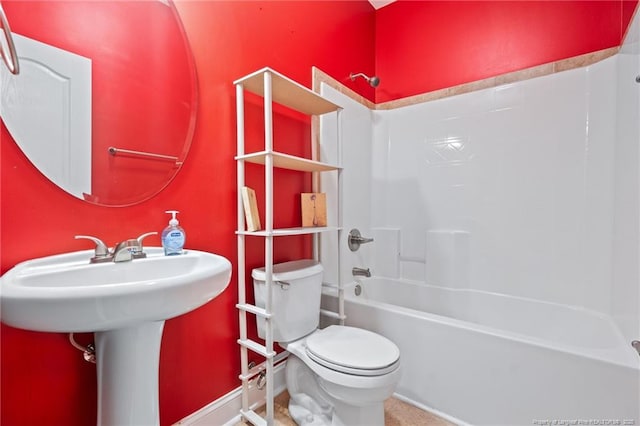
left=0, top=0, right=197, bottom=206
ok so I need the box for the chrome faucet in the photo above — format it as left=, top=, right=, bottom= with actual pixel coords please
left=112, top=240, right=135, bottom=262
left=75, top=232, right=157, bottom=263
left=352, top=267, right=371, bottom=278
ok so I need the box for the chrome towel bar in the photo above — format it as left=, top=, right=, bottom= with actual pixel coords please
left=108, top=146, right=181, bottom=165
left=0, top=4, right=20, bottom=75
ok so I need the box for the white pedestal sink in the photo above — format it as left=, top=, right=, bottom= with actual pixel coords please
left=0, top=247, right=232, bottom=426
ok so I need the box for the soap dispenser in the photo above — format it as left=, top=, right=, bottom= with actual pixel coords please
left=162, top=210, right=186, bottom=255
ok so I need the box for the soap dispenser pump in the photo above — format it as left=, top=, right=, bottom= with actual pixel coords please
left=162, top=210, right=186, bottom=255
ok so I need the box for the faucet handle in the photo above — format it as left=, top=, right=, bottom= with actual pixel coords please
left=75, top=235, right=110, bottom=262
left=132, top=232, right=158, bottom=258
left=347, top=229, right=375, bottom=252
left=136, top=232, right=158, bottom=245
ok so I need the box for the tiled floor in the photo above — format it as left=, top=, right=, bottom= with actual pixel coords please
left=236, top=391, right=454, bottom=425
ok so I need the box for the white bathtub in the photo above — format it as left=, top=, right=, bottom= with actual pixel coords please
left=321, top=277, right=640, bottom=426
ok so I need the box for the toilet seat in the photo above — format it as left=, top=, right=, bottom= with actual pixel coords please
left=305, top=326, right=400, bottom=376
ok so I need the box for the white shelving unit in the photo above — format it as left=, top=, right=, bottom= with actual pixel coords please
left=234, top=67, right=344, bottom=426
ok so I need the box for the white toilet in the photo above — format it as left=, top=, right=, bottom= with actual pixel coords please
left=252, top=260, right=401, bottom=426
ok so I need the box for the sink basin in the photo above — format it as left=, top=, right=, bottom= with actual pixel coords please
left=1, top=247, right=232, bottom=332
left=0, top=247, right=232, bottom=426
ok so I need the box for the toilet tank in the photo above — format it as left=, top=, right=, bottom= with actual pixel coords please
left=252, top=260, right=323, bottom=342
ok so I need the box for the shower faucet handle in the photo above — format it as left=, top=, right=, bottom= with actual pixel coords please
left=348, top=228, right=374, bottom=252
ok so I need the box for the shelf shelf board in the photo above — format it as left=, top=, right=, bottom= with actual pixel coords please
left=237, top=338, right=275, bottom=358
left=236, top=151, right=341, bottom=172
left=234, top=67, right=341, bottom=115
left=236, top=303, right=271, bottom=319
left=236, top=226, right=341, bottom=237
left=240, top=410, right=267, bottom=426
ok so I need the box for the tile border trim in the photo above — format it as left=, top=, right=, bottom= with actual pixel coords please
left=313, top=46, right=619, bottom=110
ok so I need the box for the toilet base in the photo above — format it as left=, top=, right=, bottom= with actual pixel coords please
left=288, top=397, right=384, bottom=426
left=286, top=355, right=387, bottom=426
left=330, top=400, right=384, bottom=426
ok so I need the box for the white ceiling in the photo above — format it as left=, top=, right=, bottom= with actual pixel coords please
left=368, top=0, right=397, bottom=10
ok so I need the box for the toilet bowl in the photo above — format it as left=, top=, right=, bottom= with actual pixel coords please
left=252, top=260, right=402, bottom=426
left=282, top=325, right=401, bottom=426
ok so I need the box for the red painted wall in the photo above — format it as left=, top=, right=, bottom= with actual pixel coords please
left=2, top=1, right=638, bottom=425
left=0, top=1, right=375, bottom=425
left=375, top=0, right=639, bottom=103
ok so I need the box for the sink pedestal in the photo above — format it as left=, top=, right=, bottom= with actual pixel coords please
left=95, top=321, right=165, bottom=426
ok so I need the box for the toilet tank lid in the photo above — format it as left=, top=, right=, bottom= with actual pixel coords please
left=252, top=260, right=323, bottom=282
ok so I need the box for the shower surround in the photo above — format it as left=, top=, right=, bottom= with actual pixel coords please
left=319, top=9, right=640, bottom=424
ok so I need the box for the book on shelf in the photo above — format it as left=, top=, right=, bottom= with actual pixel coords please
left=241, top=186, right=261, bottom=231
left=301, top=192, right=327, bottom=227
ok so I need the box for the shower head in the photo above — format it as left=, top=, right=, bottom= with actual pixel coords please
left=350, top=72, right=380, bottom=88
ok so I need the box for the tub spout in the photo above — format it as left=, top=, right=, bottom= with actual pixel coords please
left=352, top=267, right=371, bottom=278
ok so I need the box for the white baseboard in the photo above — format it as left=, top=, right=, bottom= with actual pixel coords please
left=174, top=362, right=287, bottom=426
left=392, top=392, right=467, bottom=426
